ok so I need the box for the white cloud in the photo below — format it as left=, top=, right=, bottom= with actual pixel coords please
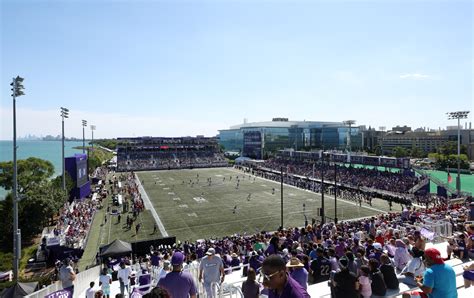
left=399, top=73, right=432, bottom=80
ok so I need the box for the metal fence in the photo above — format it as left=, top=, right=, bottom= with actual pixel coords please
left=25, top=265, right=101, bottom=298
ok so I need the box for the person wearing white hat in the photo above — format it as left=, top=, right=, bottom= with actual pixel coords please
left=199, top=248, right=224, bottom=298
left=286, top=257, right=308, bottom=289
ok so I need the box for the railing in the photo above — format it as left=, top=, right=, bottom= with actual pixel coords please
left=211, top=282, right=244, bottom=298
left=186, top=263, right=249, bottom=298
left=408, top=177, right=430, bottom=194
left=413, top=167, right=472, bottom=197
left=25, top=265, right=101, bottom=298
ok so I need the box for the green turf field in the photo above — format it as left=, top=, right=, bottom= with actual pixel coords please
left=136, top=168, right=394, bottom=242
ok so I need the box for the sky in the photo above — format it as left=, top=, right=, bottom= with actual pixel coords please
left=0, top=0, right=473, bottom=140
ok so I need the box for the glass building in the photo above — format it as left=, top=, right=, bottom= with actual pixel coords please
left=218, top=118, right=362, bottom=159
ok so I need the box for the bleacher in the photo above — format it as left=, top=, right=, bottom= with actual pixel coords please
left=116, top=136, right=228, bottom=171
left=305, top=242, right=472, bottom=298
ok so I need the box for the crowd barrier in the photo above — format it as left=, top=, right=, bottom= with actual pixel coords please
left=25, top=265, right=101, bottom=298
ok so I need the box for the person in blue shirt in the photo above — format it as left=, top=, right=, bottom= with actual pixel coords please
left=402, top=247, right=457, bottom=298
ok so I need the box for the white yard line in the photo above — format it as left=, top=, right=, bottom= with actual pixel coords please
left=135, top=173, right=169, bottom=237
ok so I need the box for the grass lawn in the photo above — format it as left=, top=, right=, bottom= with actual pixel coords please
left=79, top=177, right=157, bottom=271
left=426, top=170, right=474, bottom=194
left=135, top=168, right=394, bottom=242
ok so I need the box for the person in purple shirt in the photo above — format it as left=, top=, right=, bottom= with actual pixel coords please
left=157, top=251, right=197, bottom=298
left=265, top=236, right=279, bottom=256
left=335, top=237, right=346, bottom=258
left=286, top=257, right=308, bottom=289
left=261, top=255, right=310, bottom=298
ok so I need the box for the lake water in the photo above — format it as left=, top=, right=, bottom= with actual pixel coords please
left=0, top=140, right=84, bottom=199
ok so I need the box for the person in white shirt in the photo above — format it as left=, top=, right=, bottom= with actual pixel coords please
left=99, top=268, right=112, bottom=298
left=85, top=281, right=96, bottom=298
left=118, top=261, right=132, bottom=296
left=397, top=247, right=425, bottom=286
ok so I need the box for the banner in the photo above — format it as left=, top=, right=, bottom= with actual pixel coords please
left=45, top=289, right=72, bottom=298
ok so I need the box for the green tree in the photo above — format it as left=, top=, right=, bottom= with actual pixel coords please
left=0, top=157, right=54, bottom=194
left=392, top=146, right=409, bottom=158
left=374, top=146, right=382, bottom=156
left=438, top=141, right=468, bottom=155
left=0, top=158, right=69, bottom=249
left=411, top=146, right=426, bottom=158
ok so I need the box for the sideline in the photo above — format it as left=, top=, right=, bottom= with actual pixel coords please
left=229, top=167, right=388, bottom=214
left=134, top=173, right=169, bottom=237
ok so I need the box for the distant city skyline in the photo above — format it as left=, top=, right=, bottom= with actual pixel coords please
left=1, top=0, right=472, bottom=140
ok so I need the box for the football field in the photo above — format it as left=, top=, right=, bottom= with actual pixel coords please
left=136, top=168, right=393, bottom=242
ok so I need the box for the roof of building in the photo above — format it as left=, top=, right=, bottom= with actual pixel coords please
left=221, top=120, right=343, bottom=131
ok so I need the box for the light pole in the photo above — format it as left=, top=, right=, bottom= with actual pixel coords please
left=447, top=111, right=470, bottom=196
left=82, top=120, right=87, bottom=154
left=61, top=107, right=69, bottom=191
left=320, top=154, right=325, bottom=224
left=280, top=166, right=284, bottom=229
left=90, top=125, right=96, bottom=150
left=343, top=120, right=356, bottom=163
left=10, top=75, right=24, bottom=281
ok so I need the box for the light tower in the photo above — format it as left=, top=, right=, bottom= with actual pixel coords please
left=343, top=120, right=356, bottom=163
left=10, top=75, right=25, bottom=281
left=82, top=120, right=87, bottom=154
left=447, top=111, right=470, bottom=196
left=60, top=107, right=69, bottom=191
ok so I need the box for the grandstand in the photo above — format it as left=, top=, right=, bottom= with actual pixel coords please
left=117, top=136, right=228, bottom=171
left=23, top=159, right=474, bottom=298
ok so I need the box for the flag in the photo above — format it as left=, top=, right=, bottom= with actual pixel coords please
left=447, top=170, right=452, bottom=183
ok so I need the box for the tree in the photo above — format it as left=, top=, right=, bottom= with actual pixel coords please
left=0, top=158, right=68, bottom=250
left=374, top=146, right=382, bottom=156
left=438, top=142, right=468, bottom=156
left=392, top=146, right=408, bottom=158
left=0, top=157, right=54, bottom=194
left=410, top=146, right=427, bottom=158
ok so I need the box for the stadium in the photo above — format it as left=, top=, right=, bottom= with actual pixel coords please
left=6, top=132, right=472, bottom=298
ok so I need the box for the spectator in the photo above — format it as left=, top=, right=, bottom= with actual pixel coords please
left=59, top=258, right=76, bottom=295
left=397, top=247, right=425, bottom=286
left=403, top=248, right=457, bottom=298
left=117, top=261, right=132, bottom=296
left=286, top=257, right=308, bottom=289
left=86, top=281, right=96, bottom=298
left=157, top=251, right=197, bottom=298
left=99, top=268, right=112, bottom=298
left=379, top=254, right=399, bottom=290
left=394, top=239, right=412, bottom=272
left=198, top=248, right=225, bottom=298
left=241, top=268, right=259, bottom=298
left=331, top=256, right=358, bottom=298
left=463, top=262, right=474, bottom=288
left=310, top=248, right=331, bottom=283
left=358, top=265, right=372, bottom=298
left=261, top=255, right=310, bottom=298
left=368, top=258, right=387, bottom=297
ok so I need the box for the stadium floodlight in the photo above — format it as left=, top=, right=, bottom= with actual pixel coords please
left=82, top=120, right=87, bottom=154
left=447, top=111, right=470, bottom=197
left=343, top=120, right=356, bottom=163
left=10, top=75, right=25, bottom=281
left=60, top=107, right=69, bottom=191
left=90, top=125, right=96, bottom=150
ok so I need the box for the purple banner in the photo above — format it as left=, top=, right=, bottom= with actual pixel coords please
left=45, top=289, right=72, bottom=298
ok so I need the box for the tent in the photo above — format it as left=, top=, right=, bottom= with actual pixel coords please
left=100, top=239, right=132, bottom=257
left=0, top=282, right=38, bottom=298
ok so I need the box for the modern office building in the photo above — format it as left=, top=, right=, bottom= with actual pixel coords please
left=379, top=125, right=473, bottom=159
left=218, top=118, right=362, bottom=159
